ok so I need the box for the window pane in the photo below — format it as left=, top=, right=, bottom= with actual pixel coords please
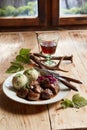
left=0, top=0, right=38, bottom=17
left=60, top=0, right=87, bottom=17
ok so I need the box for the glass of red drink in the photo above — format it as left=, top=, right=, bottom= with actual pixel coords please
left=38, top=32, right=59, bottom=66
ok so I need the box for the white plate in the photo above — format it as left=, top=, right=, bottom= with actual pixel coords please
left=3, top=71, right=70, bottom=105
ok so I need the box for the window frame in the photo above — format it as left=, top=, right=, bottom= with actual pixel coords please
left=59, top=16, right=87, bottom=26
left=52, top=0, right=87, bottom=26
left=0, top=0, right=87, bottom=29
left=0, top=0, right=49, bottom=27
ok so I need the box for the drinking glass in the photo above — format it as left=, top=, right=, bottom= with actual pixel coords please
left=38, top=32, right=59, bottom=66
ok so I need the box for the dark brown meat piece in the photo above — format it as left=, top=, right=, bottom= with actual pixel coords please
left=31, top=80, right=39, bottom=86
left=32, top=85, right=42, bottom=93
left=30, top=81, right=42, bottom=93
left=17, top=87, right=28, bottom=98
left=27, top=89, right=40, bottom=101
left=39, top=79, right=60, bottom=94
left=39, top=79, right=50, bottom=89
left=48, top=81, right=60, bottom=94
left=41, top=89, right=53, bottom=100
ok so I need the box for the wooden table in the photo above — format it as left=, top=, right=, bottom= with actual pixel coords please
left=0, top=30, right=87, bottom=130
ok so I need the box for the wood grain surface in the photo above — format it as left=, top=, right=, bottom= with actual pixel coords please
left=0, top=30, right=87, bottom=130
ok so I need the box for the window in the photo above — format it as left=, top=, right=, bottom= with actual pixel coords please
left=59, top=0, right=87, bottom=25
left=60, top=0, right=87, bottom=17
left=0, top=0, right=87, bottom=28
left=0, top=0, right=38, bottom=17
left=0, top=0, right=49, bottom=27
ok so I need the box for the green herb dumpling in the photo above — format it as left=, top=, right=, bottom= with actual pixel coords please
left=23, top=68, right=40, bottom=82
left=12, top=73, right=28, bottom=90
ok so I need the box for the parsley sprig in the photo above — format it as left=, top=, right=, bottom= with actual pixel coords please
left=6, top=48, right=31, bottom=73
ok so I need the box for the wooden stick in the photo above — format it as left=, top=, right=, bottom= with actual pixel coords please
left=33, top=53, right=73, bottom=63
left=58, top=78, right=78, bottom=91
left=30, top=54, right=67, bottom=72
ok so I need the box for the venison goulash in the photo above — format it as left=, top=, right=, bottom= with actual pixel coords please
left=12, top=67, right=60, bottom=101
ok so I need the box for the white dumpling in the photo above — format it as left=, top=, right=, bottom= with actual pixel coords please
left=12, top=73, right=28, bottom=90
left=24, top=68, right=40, bottom=82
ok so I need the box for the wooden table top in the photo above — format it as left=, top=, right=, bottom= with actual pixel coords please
left=0, top=30, right=87, bottom=130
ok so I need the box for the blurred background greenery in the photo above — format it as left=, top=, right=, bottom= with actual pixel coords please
left=60, top=0, right=87, bottom=16
left=0, top=0, right=37, bottom=17
left=64, top=2, right=87, bottom=14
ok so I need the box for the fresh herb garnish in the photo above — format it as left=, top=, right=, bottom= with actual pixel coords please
left=72, top=94, right=87, bottom=108
left=6, top=62, right=24, bottom=73
left=16, top=48, right=31, bottom=64
left=61, top=98, right=74, bottom=108
left=6, top=48, right=31, bottom=73
left=61, top=94, right=87, bottom=109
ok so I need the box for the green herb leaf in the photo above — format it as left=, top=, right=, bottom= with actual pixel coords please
left=6, top=63, right=24, bottom=73
left=61, top=99, right=74, bottom=109
left=61, top=93, right=87, bottom=109
left=26, top=83, right=30, bottom=89
left=16, top=54, right=30, bottom=64
left=72, top=94, right=87, bottom=108
left=10, top=61, right=22, bottom=66
left=16, top=48, right=31, bottom=64
left=6, top=48, right=31, bottom=73
left=19, top=48, right=31, bottom=55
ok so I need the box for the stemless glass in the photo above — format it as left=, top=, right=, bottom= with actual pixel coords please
left=38, top=32, right=59, bottom=66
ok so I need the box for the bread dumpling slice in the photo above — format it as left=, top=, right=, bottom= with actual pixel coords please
left=12, top=73, right=28, bottom=90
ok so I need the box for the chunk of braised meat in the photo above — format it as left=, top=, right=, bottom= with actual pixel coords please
left=48, top=81, right=60, bottom=94
left=39, top=79, right=50, bottom=89
left=17, top=87, right=29, bottom=98
left=39, top=79, right=60, bottom=94
left=30, top=80, right=42, bottom=93
left=41, top=89, right=53, bottom=100
left=27, top=89, right=40, bottom=101
left=31, top=80, right=39, bottom=86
